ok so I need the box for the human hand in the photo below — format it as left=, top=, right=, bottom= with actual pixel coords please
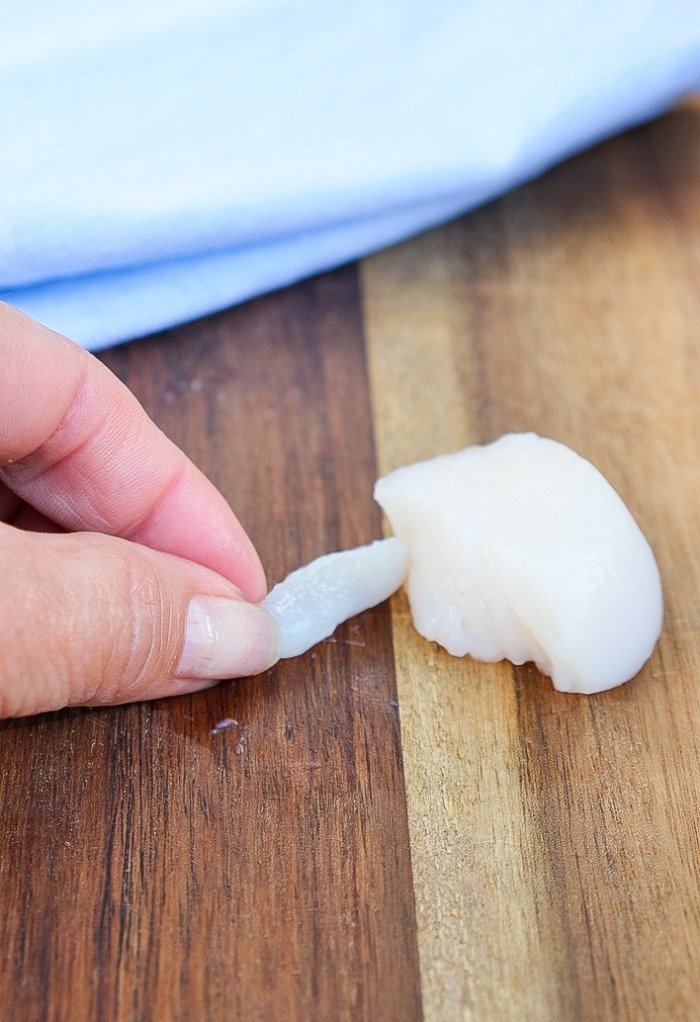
left=0, top=304, right=279, bottom=717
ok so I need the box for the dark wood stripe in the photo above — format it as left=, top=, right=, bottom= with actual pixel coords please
left=0, top=267, right=422, bottom=1022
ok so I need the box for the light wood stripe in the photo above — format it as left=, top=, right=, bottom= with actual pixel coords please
left=362, top=223, right=566, bottom=1021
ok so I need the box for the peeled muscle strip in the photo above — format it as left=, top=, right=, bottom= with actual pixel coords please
left=374, top=433, right=663, bottom=695
left=261, top=537, right=408, bottom=658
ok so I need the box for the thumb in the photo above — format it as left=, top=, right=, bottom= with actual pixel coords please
left=0, top=525, right=280, bottom=718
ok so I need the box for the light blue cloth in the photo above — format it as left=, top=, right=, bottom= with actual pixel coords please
left=2, top=1, right=699, bottom=350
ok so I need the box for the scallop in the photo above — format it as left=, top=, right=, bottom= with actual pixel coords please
left=374, top=433, right=663, bottom=694
left=261, top=537, right=408, bottom=658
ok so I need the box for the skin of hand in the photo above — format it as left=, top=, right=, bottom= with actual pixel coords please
left=0, top=303, right=280, bottom=718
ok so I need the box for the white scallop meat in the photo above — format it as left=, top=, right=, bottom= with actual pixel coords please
left=261, top=537, right=408, bottom=658
left=374, top=433, right=663, bottom=694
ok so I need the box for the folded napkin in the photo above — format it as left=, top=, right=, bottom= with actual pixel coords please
left=2, top=0, right=699, bottom=350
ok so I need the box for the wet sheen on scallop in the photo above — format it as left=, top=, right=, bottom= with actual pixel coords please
left=374, top=433, right=663, bottom=694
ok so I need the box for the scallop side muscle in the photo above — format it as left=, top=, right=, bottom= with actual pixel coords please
left=374, top=433, right=663, bottom=694
left=261, top=537, right=408, bottom=658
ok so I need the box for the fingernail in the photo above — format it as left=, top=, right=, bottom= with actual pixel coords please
left=177, top=597, right=280, bottom=680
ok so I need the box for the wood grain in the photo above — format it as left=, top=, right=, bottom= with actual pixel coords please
left=0, top=269, right=422, bottom=1022
left=362, top=106, right=700, bottom=1021
left=2, top=104, right=699, bottom=1022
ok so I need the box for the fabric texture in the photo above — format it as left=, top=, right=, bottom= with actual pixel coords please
left=2, top=0, right=700, bottom=350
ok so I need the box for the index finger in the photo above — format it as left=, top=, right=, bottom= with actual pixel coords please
left=0, top=304, right=266, bottom=602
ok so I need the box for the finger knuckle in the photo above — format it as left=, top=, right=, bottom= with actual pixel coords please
left=91, top=545, right=180, bottom=704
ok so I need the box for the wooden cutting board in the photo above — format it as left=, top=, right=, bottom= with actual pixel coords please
left=1, top=103, right=699, bottom=1021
